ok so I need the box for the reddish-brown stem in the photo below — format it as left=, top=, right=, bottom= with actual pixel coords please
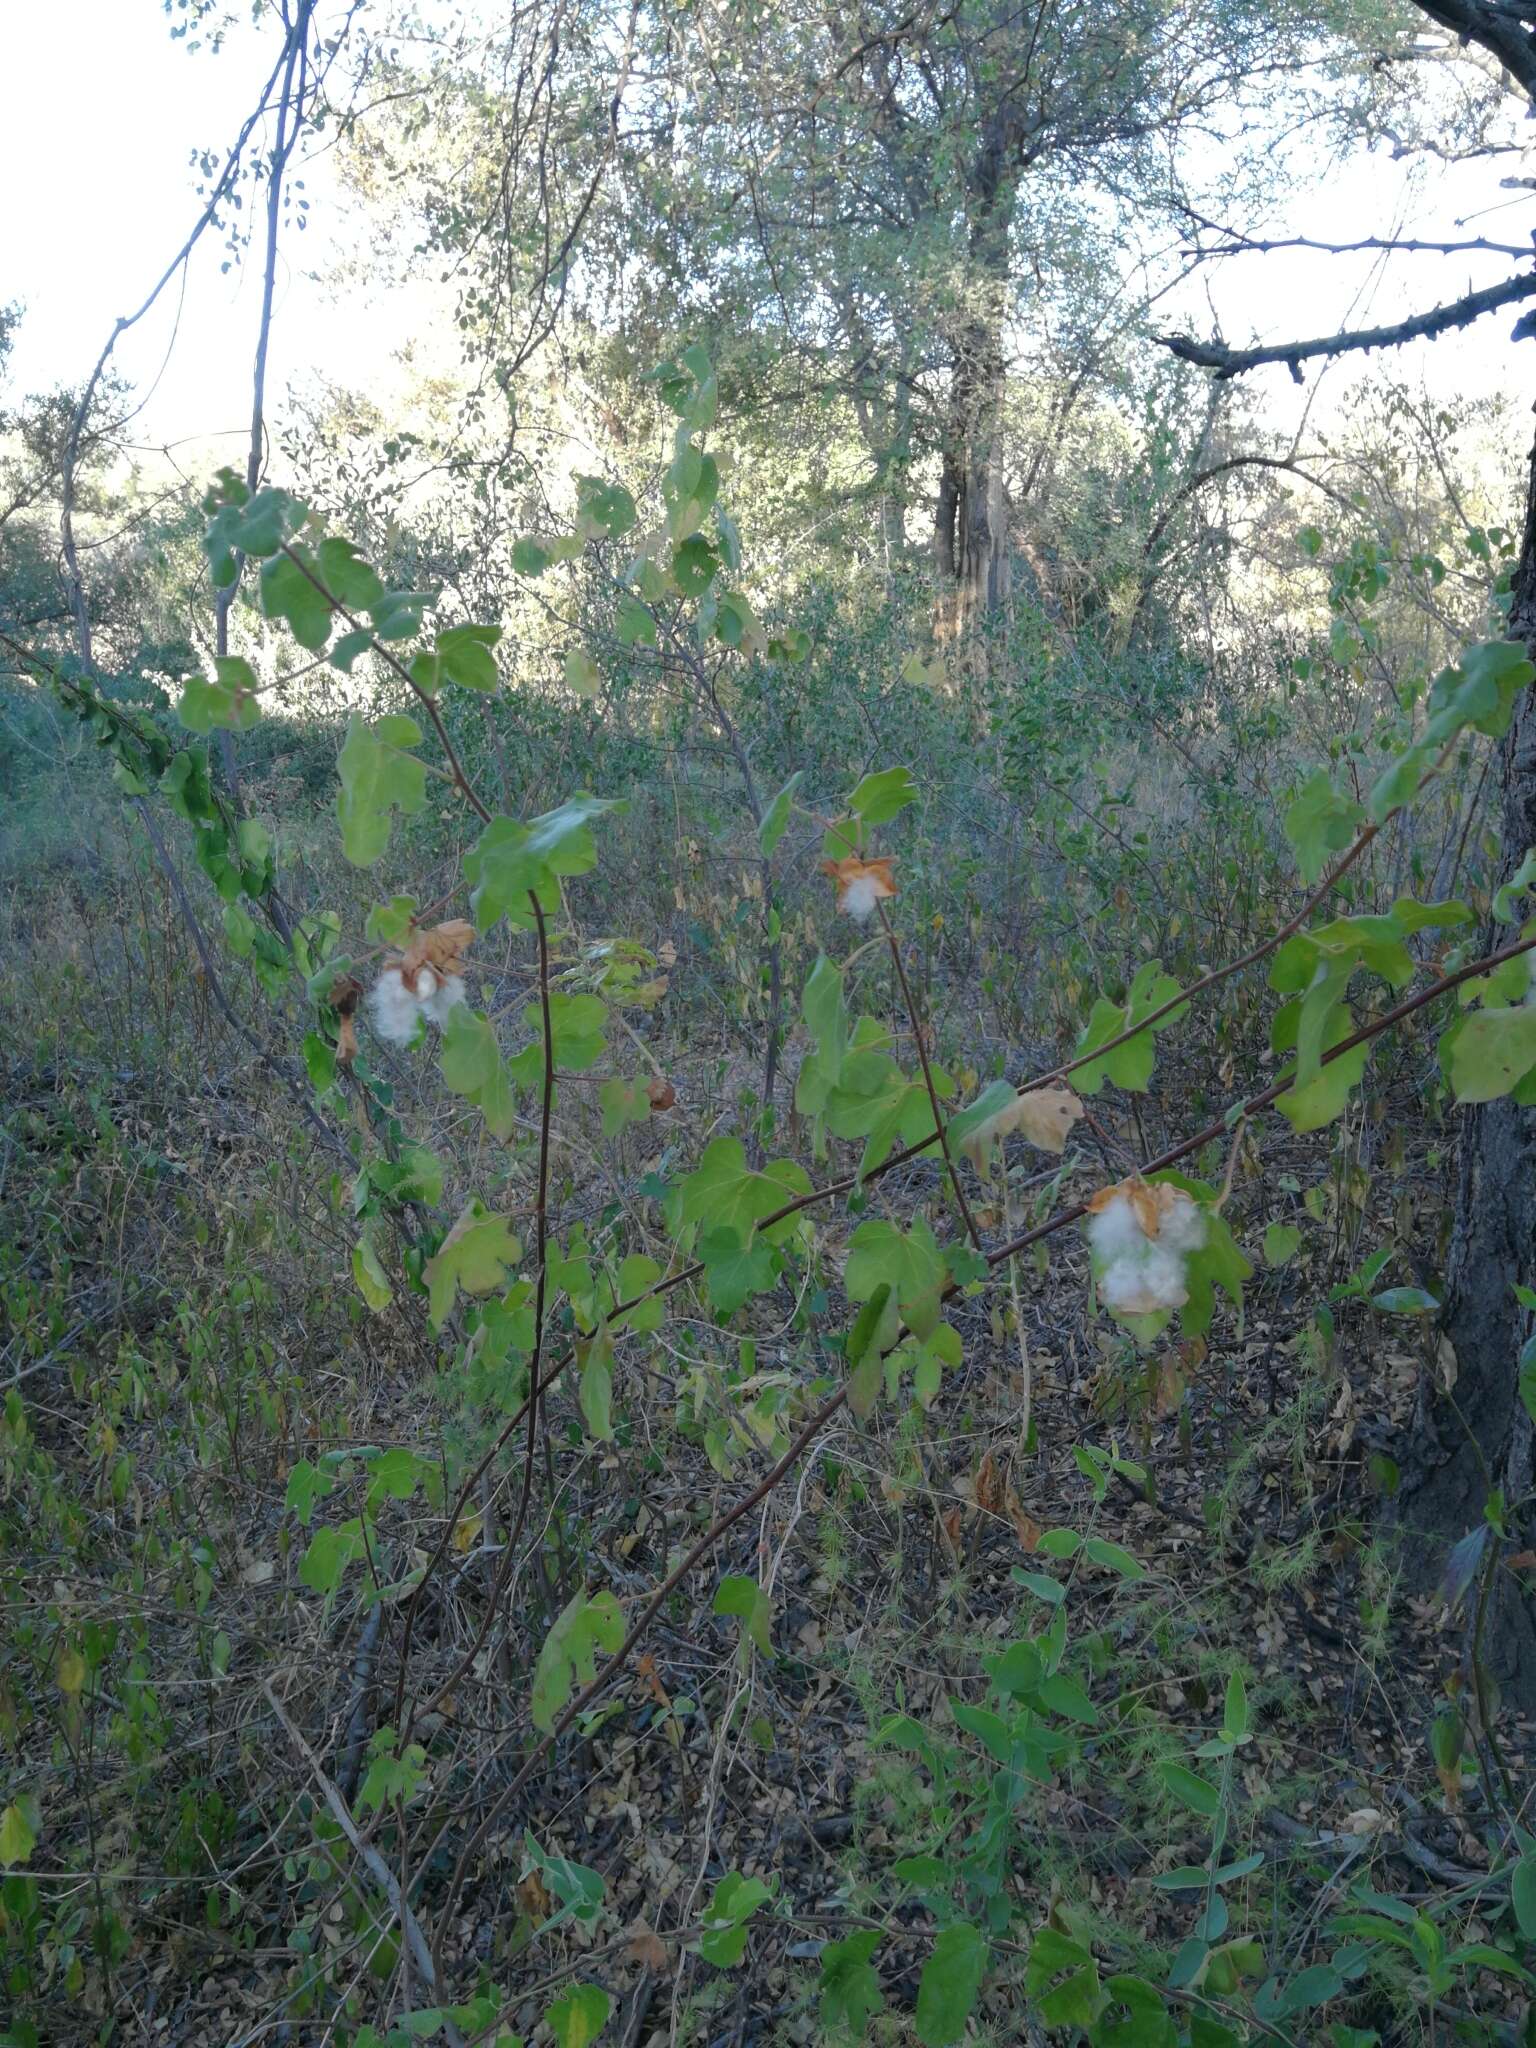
left=876, top=898, right=983, bottom=1252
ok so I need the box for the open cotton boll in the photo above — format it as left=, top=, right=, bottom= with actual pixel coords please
left=419, top=973, right=465, bottom=1026
left=840, top=873, right=883, bottom=921
left=1099, top=1245, right=1190, bottom=1315
left=368, top=966, right=423, bottom=1046
left=1085, top=1192, right=1146, bottom=1265
left=1158, top=1193, right=1207, bottom=1255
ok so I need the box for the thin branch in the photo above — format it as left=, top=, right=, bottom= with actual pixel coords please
left=261, top=1680, right=467, bottom=2048
left=1160, top=270, right=1536, bottom=381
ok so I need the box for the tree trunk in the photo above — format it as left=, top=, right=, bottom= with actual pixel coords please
left=933, top=316, right=1009, bottom=641
left=1397, top=419, right=1536, bottom=1704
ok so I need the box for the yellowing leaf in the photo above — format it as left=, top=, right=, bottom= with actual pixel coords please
left=56, top=1646, right=85, bottom=1696
left=425, top=1201, right=522, bottom=1328
left=954, top=1083, right=1084, bottom=1172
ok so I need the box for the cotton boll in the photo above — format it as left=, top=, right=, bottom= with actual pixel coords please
left=1141, top=1244, right=1190, bottom=1309
left=420, top=973, right=466, bottom=1027
left=1099, top=1246, right=1189, bottom=1316
left=1158, top=1194, right=1207, bottom=1255
left=1099, top=1258, right=1162, bottom=1314
left=840, top=873, right=883, bottom=921
left=368, top=966, right=422, bottom=1045
left=1086, top=1193, right=1146, bottom=1265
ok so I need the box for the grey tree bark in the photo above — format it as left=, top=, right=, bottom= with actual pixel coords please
left=1398, top=422, right=1536, bottom=1701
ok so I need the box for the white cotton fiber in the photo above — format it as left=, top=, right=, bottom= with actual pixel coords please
left=1159, top=1194, right=1207, bottom=1254
left=1085, top=1193, right=1144, bottom=1264
left=368, top=966, right=422, bottom=1045
left=840, top=873, right=883, bottom=921
left=419, top=973, right=466, bottom=1026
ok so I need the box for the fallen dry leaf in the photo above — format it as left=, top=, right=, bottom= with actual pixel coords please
left=1004, top=1487, right=1041, bottom=1552
left=627, top=1920, right=670, bottom=1971
left=975, top=1450, right=1004, bottom=1515
left=646, top=1077, right=677, bottom=1111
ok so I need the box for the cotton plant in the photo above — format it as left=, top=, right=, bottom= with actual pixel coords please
left=366, top=918, right=474, bottom=1047
left=1085, top=1176, right=1208, bottom=1337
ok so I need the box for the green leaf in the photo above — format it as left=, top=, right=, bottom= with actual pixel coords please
left=575, top=473, right=637, bottom=540
left=424, top=1201, right=522, bottom=1329
left=616, top=594, right=658, bottom=646
left=1097, top=1975, right=1177, bottom=2048
left=600, top=1076, right=652, bottom=1138
left=1224, top=1669, right=1250, bottom=1743
left=673, top=533, right=720, bottom=595
left=298, top=1521, right=364, bottom=1595
left=337, top=713, right=426, bottom=866
left=1494, top=848, right=1536, bottom=923
left=1284, top=771, right=1363, bottom=885
left=1449, top=1005, right=1536, bottom=1104
left=464, top=794, right=622, bottom=932
left=0, top=1792, right=41, bottom=1868
left=1281, top=1963, right=1344, bottom=2014
left=260, top=547, right=334, bottom=650
left=849, top=766, right=918, bottom=825
left=578, top=1333, right=615, bottom=1443
left=1162, top=1761, right=1222, bottom=1816
left=714, top=1574, right=772, bottom=1657
left=819, top=1927, right=885, bottom=2041
left=179, top=656, right=262, bottom=735
left=545, top=1982, right=610, bottom=2048
left=845, top=1282, right=894, bottom=1418
left=1073, top=961, right=1187, bottom=1095
left=352, top=1235, right=392, bottom=1312
left=1371, top=1286, right=1439, bottom=1315
left=844, top=1217, right=946, bottom=1320
left=698, top=1872, right=773, bottom=1967
left=565, top=647, right=602, bottom=699
left=434, top=623, right=502, bottom=692
left=531, top=1589, right=625, bottom=1734
left=284, top=1459, right=334, bottom=1526
left=440, top=1006, right=517, bottom=1140
left=759, top=770, right=803, bottom=858
left=315, top=536, right=385, bottom=610
left=698, top=1226, right=778, bottom=1312
left=1024, top=1924, right=1101, bottom=2030
left=1511, top=1855, right=1536, bottom=1939
left=678, top=1138, right=811, bottom=1244
left=915, top=1923, right=988, bottom=2047
left=1081, top=1536, right=1146, bottom=1582
left=1264, top=1222, right=1302, bottom=1268
left=1038, top=1672, right=1099, bottom=1724
left=1272, top=997, right=1370, bottom=1132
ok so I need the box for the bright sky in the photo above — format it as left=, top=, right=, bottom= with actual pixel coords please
left=3, top=1, right=1533, bottom=456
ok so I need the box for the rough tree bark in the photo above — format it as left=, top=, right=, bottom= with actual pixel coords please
left=1397, top=419, right=1536, bottom=1700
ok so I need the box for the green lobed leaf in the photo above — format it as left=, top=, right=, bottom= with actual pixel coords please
left=337, top=713, right=427, bottom=866
left=424, top=1201, right=521, bottom=1329
left=818, top=1927, right=885, bottom=2041
left=915, top=1923, right=988, bottom=2047
left=545, top=1982, right=611, bottom=2048
left=714, top=1573, right=773, bottom=1658
left=531, top=1588, right=625, bottom=1734
left=440, top=1006, right=518, bottom=1140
